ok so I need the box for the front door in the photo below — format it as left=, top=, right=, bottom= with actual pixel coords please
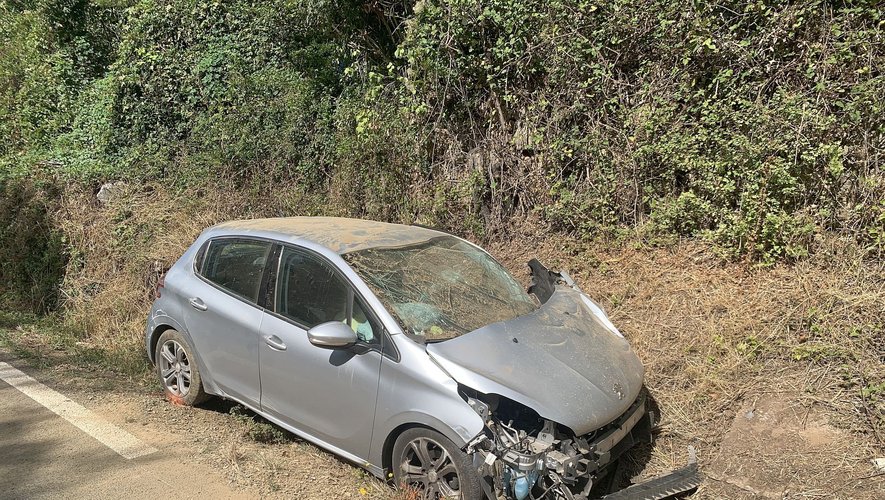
left=259, top=246, right=383, bottom=459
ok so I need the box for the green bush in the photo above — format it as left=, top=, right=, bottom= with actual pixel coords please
left=397, top=0, right=884, bottom=261
left=1, top=0, right=883, bottom=268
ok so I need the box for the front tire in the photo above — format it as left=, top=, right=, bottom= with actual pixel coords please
left=155, top=329, right=208, bottom=406
left=392, top=427, right=483, bottom=500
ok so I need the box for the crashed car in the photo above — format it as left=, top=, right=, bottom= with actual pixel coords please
left=146, top=217, right=699, bottom=499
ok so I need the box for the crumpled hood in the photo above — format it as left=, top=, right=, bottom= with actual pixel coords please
left=426, top=287, right=644, bottom=435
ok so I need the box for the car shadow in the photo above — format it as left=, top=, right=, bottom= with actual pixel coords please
left=197, top=396, right=239, bottom=415
left=616, top=389, right=660, bottom=484
left=195, top=397, right=301, bottom=444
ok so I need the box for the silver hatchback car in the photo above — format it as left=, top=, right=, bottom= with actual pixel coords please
left=146, top=217, right=699, bottom=499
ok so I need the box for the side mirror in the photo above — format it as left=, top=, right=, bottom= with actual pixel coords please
left=307, top=321, right=358, bottom=348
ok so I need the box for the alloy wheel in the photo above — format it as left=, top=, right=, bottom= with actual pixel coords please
left=399, top=436, right=462, bottom=499
left=158, top=339, right=192, bottom=397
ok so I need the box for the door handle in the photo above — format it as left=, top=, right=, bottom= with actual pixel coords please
left=264, top=335, right=287, bottom=351
left=188, top=297, right=208, bottom=311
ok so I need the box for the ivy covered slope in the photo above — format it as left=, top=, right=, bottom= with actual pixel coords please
left=1, top=0, right=883, bottom=265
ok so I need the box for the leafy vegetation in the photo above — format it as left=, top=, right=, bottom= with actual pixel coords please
left=1, top=0, right=883, bottom=309
left=398, top=0, right=884, bottom=262
left=0, top=5, right=880, bottom=494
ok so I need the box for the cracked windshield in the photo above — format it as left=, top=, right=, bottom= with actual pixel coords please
left=344, top=236, right=537, bottom=340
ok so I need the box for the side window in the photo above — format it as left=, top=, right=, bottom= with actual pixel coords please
left=193, top=241, right=208, bottom=272
left=350, top=298, right=379, bottom=345
left=201, top=239, right=272, bottom=303
left=276, top=248, right=350, bottom=328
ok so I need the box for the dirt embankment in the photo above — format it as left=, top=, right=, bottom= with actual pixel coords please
left=1, top=183, right=882, bottom=498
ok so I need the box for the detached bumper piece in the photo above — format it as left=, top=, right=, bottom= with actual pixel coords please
left=601, top=447, right=701, bottom=500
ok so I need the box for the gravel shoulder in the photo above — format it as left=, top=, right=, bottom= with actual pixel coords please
left=0, top=355, right=252, bottom=500
left=0, top=349, right=391, bottom=500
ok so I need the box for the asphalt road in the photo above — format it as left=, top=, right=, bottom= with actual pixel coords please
left=0, top=361, right=250, bottom=500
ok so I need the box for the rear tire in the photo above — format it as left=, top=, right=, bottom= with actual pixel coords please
left=392, top=427, right=484, bottom=500
left=155, top=329, right=208, bottom=406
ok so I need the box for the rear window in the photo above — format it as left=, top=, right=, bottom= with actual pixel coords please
left=199, top=238, right=272, bottom=302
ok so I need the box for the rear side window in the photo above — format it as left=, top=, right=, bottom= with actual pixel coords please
left=193, top=241, right=208, bottom=272
left=200, top=239, right=272, bottom=303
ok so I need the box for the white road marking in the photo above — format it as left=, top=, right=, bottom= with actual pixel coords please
left=0, top=361, right=157, bottom=459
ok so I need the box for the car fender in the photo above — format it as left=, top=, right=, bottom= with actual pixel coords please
left=145, top=311, right=187, bottom=363
left=369, top=406, right=485, bottom=475
left=367, top=339, right=486, bottom=470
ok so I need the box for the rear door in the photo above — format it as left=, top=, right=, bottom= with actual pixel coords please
left=182, top=237, right=272, bottom=407
left=258, top=245, right=383, bottom=459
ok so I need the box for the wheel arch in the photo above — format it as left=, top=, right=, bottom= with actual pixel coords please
left=381, top=422, right=438, bottom=479
left=148, top=323, right=176, bottom=365
left=148, top=319, right=219, bottom=396
left=146, top=314, right=187, bottom=364
left=377, top=407, right=484, bottom=479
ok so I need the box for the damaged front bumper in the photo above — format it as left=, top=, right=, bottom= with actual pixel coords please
left=468, top=395, right=700, bottom=499
left=601, top=450, right=700, bottom=500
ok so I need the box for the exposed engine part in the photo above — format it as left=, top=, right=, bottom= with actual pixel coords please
left=462, top=385, right=660, bottom=499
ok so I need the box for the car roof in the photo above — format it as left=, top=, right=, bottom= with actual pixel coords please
left=212, top=217, right=448, bottom=254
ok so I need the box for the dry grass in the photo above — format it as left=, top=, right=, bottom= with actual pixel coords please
left=44, top=185, right=885, bottom=498
left=53, top=182, right=310, bottom=354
